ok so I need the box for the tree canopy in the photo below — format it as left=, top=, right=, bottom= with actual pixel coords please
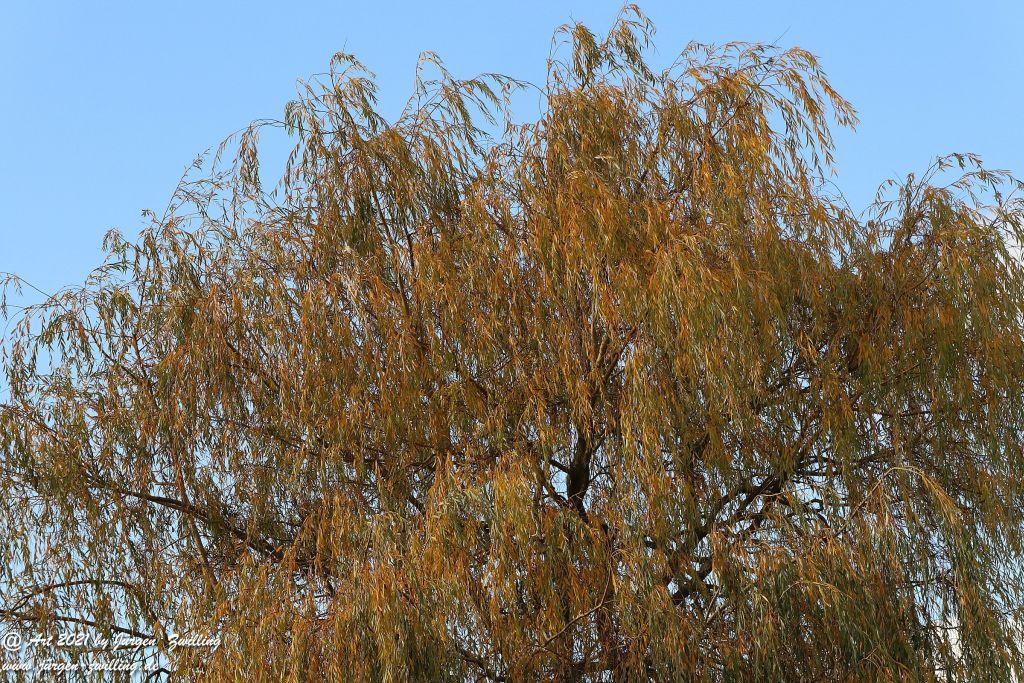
left=3, top=7, right=1024, bottom=681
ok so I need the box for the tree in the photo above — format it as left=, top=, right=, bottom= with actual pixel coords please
left=2, top=7, right=1024, bottom=681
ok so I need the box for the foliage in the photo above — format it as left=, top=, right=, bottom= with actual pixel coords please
left=3, top=7, right=1024, bottom=681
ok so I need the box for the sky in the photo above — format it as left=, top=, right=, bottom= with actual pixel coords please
left=1, top=1, right=1022, bottom=297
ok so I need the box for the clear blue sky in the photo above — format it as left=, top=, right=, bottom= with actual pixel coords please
left=1, top=1, right=1022, bottom=295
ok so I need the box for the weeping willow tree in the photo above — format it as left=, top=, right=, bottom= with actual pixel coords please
left=3, top=7, right=1024, bottom=681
